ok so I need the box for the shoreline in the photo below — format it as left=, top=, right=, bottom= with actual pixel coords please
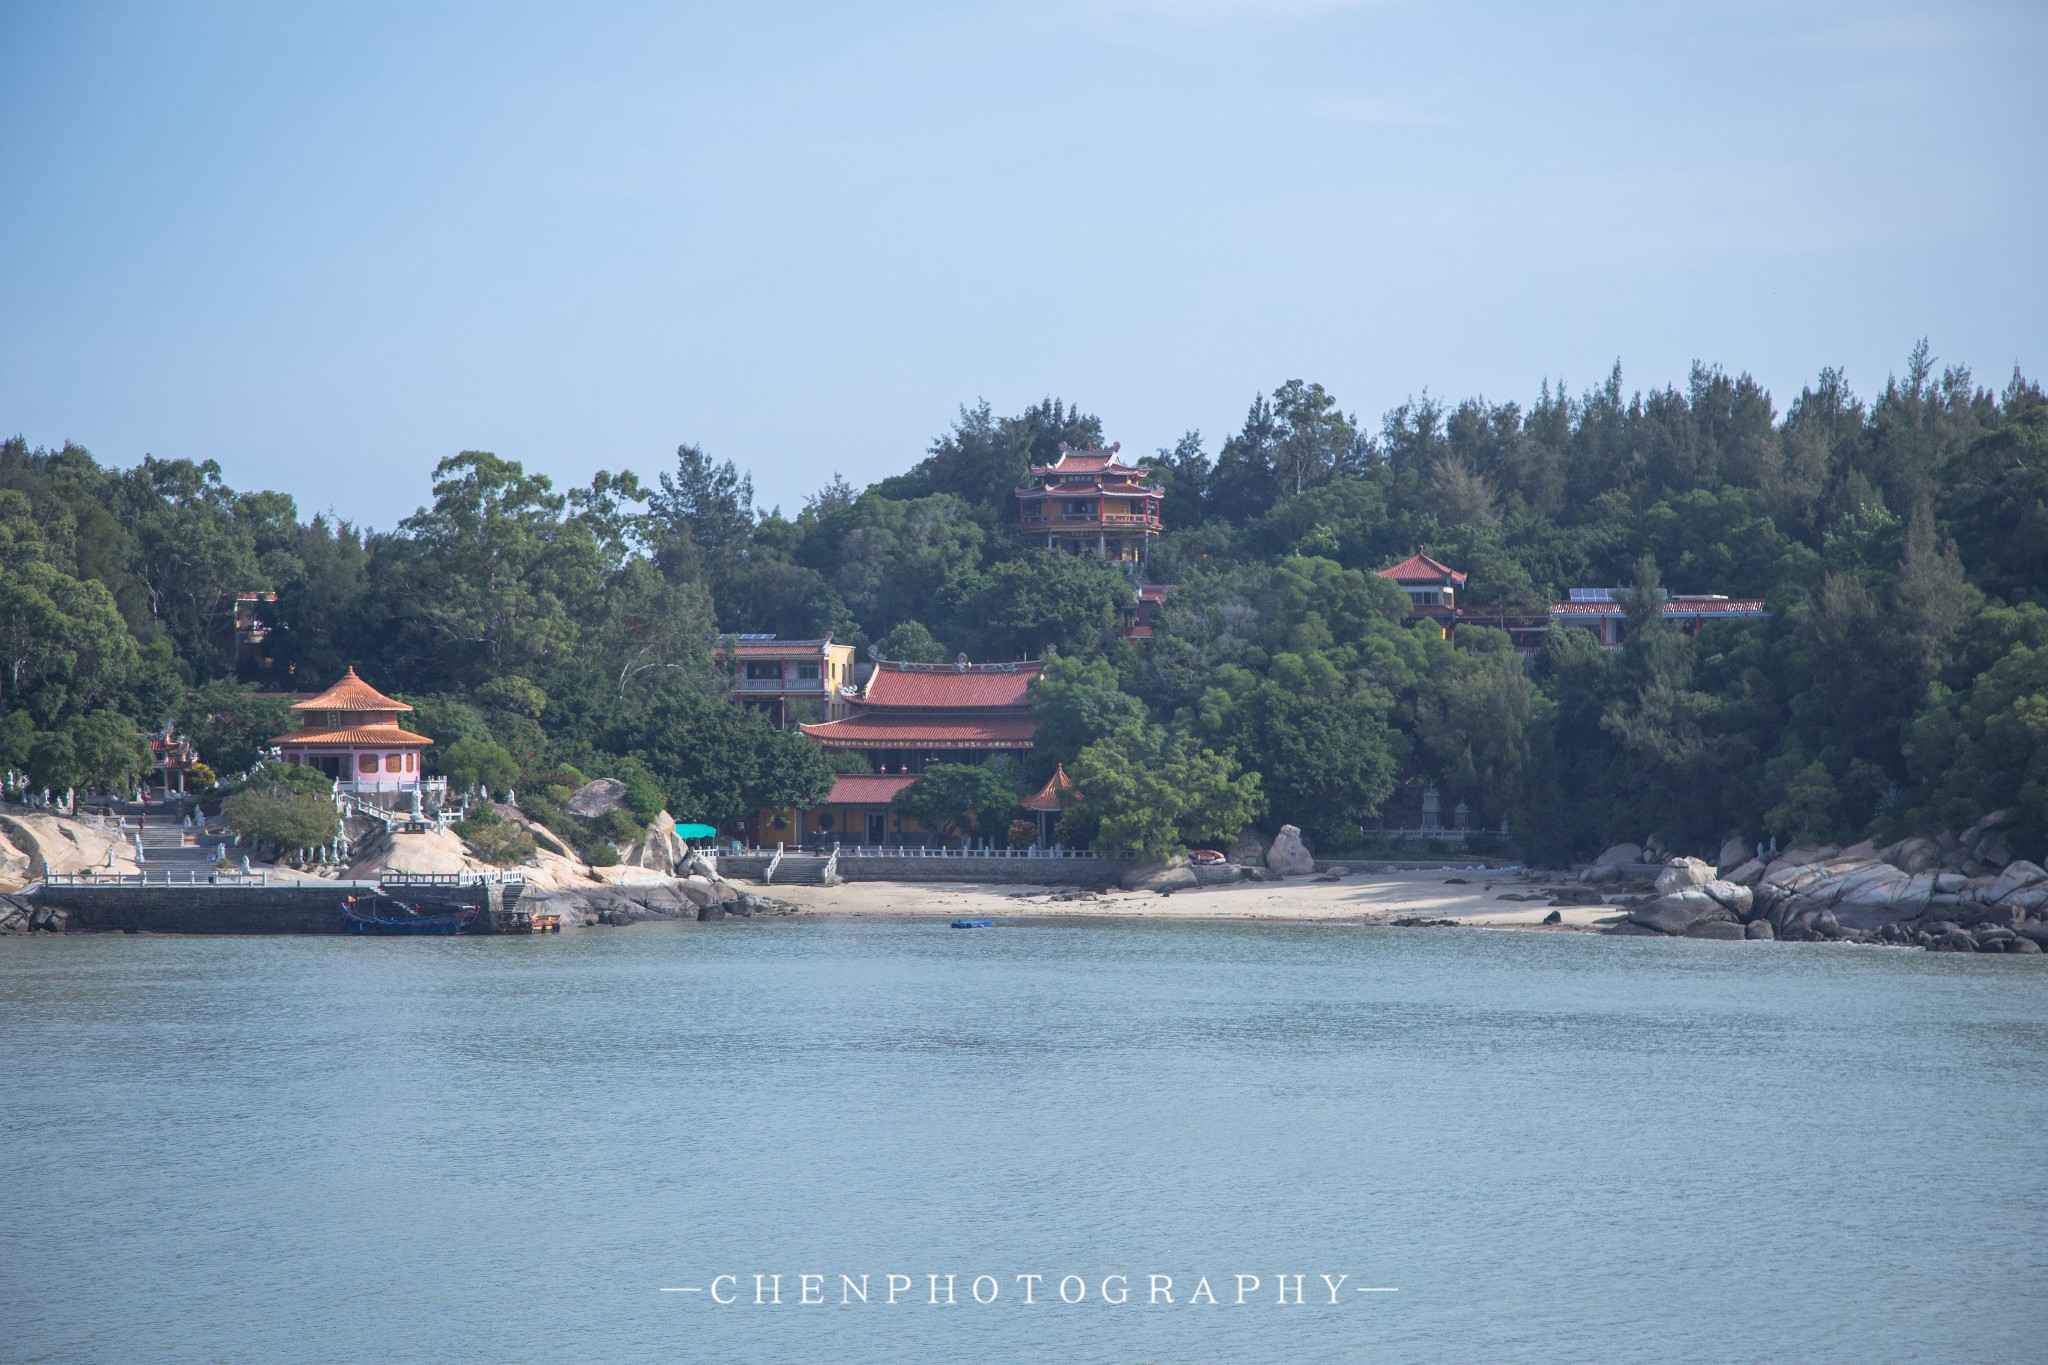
left=762, top=870, right=1620, bottom=930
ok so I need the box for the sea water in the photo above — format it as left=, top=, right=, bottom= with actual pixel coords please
left=2, top=919, right=2042, bottom=1363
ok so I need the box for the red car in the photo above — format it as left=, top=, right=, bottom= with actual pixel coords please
left=1188, top=849, right=1227, bottom=865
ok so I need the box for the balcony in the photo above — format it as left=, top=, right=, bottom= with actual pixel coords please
left=735, top=675, right=826, bottom=693
left=1019, top=512, right=1161, bottom=530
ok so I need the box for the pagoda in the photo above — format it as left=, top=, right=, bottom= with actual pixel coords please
left=1015, top=442, right=1163, bottom=566
left=1020, top=762, right=1079, bottom=844
left=270, top=667, right=433, bottom=797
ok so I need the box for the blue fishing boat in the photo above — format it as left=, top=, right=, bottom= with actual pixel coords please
left=340, top=894, right=478, bottom=936
left=949, top=919, right=992, bottom=929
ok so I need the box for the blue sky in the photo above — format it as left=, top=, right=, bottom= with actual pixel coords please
left=2, top=1, right=2042, bottom=528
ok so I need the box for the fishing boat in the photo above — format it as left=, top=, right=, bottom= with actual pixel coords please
left=949, top=919, right=992, bottom=929
left=340, top=894, right=479, bottom=936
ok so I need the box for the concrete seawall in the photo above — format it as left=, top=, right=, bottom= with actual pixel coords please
left=30, top=881, right=513, bottom=934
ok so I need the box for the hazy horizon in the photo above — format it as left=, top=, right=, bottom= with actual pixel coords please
left=3, top=1, right=2042, bottom=528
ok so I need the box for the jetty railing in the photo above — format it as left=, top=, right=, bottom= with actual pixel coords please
left=726, top=843, right=1099, bottom=860
left=40, top=870, right=273, bottom=887
left=379, top=871, right=528, bottom=888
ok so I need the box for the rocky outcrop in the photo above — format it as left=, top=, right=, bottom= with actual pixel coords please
left=1581, top=843, right=1653, bottom=884
left=1628, top=888, right=1737, bottom=936
left=1265, top=825, right=1315, bottom=877
left=616, top=810, right=691, bottom=875
left=1716, top=836, right=1750, bottom=873
left=1122, top=856, right=1197, bottom=892
left=565, top=778, right=629, bottom=819
left=1653, top=857, right=1716, bottom=895
left=0, top=828, right=30, bottom=889
left=0, top=811, right=141, bottom=883
left=1609, top=824, right=2048, bottom=953
left=0, top=893, right=67, bottom=934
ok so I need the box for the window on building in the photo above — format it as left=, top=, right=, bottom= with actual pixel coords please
left=405, top=752, right=416, bottom=772
left=1063, top=499, right=1095, bottom=516
left=386, top=754, right=403, bottom=773
left=795, top=662, right=820, bottom=680
left=744, top=660, right=782, bottom=680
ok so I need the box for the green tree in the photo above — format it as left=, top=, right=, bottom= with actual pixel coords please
left=177, top=683, right=297, bottom=777
left=1069, top=724, right=1264, bottom=861
left=443, top=736, right=520, bottom=795
left=1026, top=653, right=1146, bottom=784
left=891, top=763, right=1017, bottom=844
left=64, top=711, right=150, bottom=793
left=874, top=620, right=949, bottom=663
left=940, top=551, right=1128, bottom=659
left=222, top=765, right=340, bottom=852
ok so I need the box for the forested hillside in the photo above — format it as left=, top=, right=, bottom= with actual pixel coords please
left=4, top=342, right=2044, bottom=863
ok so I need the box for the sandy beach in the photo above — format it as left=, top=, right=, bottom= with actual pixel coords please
left=767, top=868, right=1618, bottom=929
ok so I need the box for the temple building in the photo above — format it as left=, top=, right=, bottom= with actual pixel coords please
left=1015, top=442, right=1163, bottom=565
left=270, top=668, right=434, bottom=800
left=734, top=657, right=1041, bottom=847
left=1376, top=550, right=1467, bottom=632
left=1548, top=588, right=1770, bottom=646
left=721, top=633, right=858, bottom=729
left=1375, top=551, right=1768, bottom=653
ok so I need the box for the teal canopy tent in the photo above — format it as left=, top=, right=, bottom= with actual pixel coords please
left=673, top=823, right=719, bottom=840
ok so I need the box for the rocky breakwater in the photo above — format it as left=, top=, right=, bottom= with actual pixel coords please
left=1607, top=812, right=2048, bottom=954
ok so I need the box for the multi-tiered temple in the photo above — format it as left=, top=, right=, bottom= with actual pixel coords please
left=1015, top=442, right=1162, bottom=566
left=271, top=667, right=434, bottom=800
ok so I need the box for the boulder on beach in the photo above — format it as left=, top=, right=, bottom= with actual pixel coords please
left=1654, top=857, right=1717, bottom=895
left=1265, top=826, right=1315, bottom=877
left=1629, top=888, right=1737, bottom=936
left=1225, top=831, right=1267, bottom=867
left=1716, top=836, right=1750, bottom=873
left=1122, top=855, right=1197, bottom=892
left=1686, top=920, right=1746, bottom=941
left=1745, top=919, right=1775, bottom=940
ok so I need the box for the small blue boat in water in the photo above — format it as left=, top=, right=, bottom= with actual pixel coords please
left=949, top=919, right=992, bottom=929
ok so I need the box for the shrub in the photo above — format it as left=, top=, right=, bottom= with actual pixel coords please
left=455, top=816, right=535, bottom=867
left=585, top=843, right=621, bottom=867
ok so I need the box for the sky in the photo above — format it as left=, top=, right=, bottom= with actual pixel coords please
left=2, top=0, right=2043, bottom=529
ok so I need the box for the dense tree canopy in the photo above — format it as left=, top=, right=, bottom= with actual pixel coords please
left=5, top=344, right=2045, bottom=864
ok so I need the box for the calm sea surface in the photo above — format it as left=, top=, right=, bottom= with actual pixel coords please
left=2, top=918, right=2043, bottom=1364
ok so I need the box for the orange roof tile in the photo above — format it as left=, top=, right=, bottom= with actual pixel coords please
left=820, top=773, right=920, bottom=805
left=289, top=667, right=413, bottom=712
left=272, top=722, right=433, bottom=747
left=1376, top=552, right=1468, bottom=586
left=1021, top=763, right=1078, bottom=812
left=799, top=712, right=1036, bottom=750
left=859, top=661, right=1042, bottom=709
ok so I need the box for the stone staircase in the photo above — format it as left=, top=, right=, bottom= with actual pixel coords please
left=760, top=854, right=833, bottom=885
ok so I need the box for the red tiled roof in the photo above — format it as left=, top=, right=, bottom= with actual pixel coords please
left=799, top=712, right=1036, bottom=749
left=290, top=667, right=412, bottom=712
left=273, top=723, right=433, bottom=747
left=1021, top=763, right=1078, bottom=812
left=1137, top=585, right=1172, bottom=602
left=859, top=661, right=1042, bottom=709
left=821, top=773, right=920, bottom=805
left=1376, top=552, right=1468, bottom=586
